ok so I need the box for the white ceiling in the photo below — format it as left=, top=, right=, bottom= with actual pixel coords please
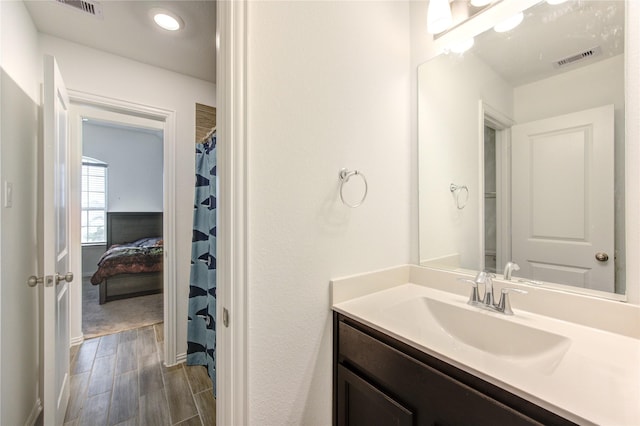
left=23, top=0, right=622, bottom=88
left=24, top=0, right=216, bottom=83
left=471, top=0, right=624, bottom=86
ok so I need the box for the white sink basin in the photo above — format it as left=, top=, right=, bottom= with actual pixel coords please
left=383, top=297, right=571, bottom=375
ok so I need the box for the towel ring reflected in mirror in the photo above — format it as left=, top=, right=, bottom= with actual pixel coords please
left=450, top=183, right=469, bottom=210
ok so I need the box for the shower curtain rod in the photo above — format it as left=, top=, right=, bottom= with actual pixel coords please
left=198, top=126, right=217, bottom=143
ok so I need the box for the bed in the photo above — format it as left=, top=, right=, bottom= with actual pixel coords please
left=91, top=212, right=163, bottom=304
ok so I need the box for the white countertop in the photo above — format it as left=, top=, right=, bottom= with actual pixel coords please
left=332, top=268, right=640, bottom=426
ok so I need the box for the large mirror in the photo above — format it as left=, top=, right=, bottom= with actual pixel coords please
left=418, top=0, right=626, bottom=297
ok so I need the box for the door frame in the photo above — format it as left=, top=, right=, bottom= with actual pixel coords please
left=478, top=101, right=514, bottom=273
left=217, top=0, right=248, bottom=424
left=67, top=90, right=179, bottom=365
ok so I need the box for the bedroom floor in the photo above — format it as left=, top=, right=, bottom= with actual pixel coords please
left=63, top=323, right=216, bottom=425
left=83, top=277, right=164, bottom=338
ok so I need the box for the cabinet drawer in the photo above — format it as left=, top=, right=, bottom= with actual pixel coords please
left=338, top=320, right=543, bottom=426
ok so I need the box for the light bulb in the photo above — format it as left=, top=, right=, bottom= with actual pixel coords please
left=451, top=1, right=469, bottom=26
left=494, top=11, right=524, bottom=33
left=427, top=0, right=453, bottom=35
left=154, top=13, right=181, bottom=31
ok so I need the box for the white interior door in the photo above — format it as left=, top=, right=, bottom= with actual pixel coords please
left=43, top=55, right=73, bottom=425
left=511, top=104, right=614, bottom=291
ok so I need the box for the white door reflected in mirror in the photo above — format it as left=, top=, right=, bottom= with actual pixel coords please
left=417, top=0, right=626, bottom=298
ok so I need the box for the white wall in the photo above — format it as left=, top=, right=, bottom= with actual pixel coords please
left=0, top=1, right=42, bottom=424
left=418, top=51, right=513, bottom=269
left=513, top=55, right=624, bottom=122
left=83, top=122, right=164, bottom=212
left=39, top=35, right=216, bottom=355
left=246, top=1, right=411, bottom=424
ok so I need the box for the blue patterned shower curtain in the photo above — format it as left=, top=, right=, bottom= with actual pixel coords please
left=187, top=131, right=217, bottom=394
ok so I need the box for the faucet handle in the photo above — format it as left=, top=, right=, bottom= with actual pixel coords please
left=497, top=287, right=528, bottom=315
left=503, top=262, right=520, bottom=280
left=456, top=278, right=480, bottom=305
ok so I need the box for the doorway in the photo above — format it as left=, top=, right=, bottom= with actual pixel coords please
left=80, top=117, right=164, bottom=338
left=68, top=95, right=179, bottom=365
left=484, top=124, right=498, bottom=274
left=480, top=103, right=514, bottom=275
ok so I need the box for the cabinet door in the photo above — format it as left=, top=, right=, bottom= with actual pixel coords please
left=338, top=320, right=546, bottom=426
left=337, top=365, right=413, bottom=426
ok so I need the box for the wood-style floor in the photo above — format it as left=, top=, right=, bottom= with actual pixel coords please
left=63, top=323, right=216, bottom=425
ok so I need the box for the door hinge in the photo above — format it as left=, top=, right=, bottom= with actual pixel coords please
left=222, top=308, right=229, bottom=328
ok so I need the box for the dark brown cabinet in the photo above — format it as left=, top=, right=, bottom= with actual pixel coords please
left=333, top=312, right=576, bottom=426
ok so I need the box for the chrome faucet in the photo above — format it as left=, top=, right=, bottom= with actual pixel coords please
left=476, top=271, right=496, bottom=306
left=503, top=262, right=520, bottom=280
left=458, top=271, right=527, bottom=315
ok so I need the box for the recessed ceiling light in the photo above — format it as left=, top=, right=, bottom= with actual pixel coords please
left=152, top=10, right=183, bottom=31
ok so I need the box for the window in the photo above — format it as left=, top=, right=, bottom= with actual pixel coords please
left=81, top=157, right=108, bottom=244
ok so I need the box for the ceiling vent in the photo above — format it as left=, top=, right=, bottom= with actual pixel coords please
left=553, top=46, right=602, bottom=69
left=55, top=0, right=104, bottom=19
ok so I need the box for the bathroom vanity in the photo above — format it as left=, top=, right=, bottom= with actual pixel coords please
left=331, top=265, right=640, bottom=426
left=333, top=2, right=640, bottom=421
left=334, top=313, right=573, bottom=425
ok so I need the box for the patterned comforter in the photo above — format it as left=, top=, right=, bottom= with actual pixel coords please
left=90, top=237, right=163, bottom=285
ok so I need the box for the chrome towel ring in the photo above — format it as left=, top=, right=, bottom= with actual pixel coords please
left=339, top=168, right=368, bottom=208
left=450, top=183, right=469, bottom=210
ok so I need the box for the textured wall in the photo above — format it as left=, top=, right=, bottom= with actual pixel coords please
left=0, top=1, right=41, bottom=424
left=246, top=1, right=412, bottom=424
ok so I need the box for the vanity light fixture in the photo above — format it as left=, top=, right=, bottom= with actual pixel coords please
left=494, top=11, right=524, bottom=32
left=427, top=0, right=453, bottom=34
left=153, top=10, right=183, bottom=31
left=451, top=1, right=470, bottom=26
left=449, top=37, right=475, bottom=54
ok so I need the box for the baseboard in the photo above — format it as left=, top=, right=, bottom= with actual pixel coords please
left=25, top=397, right=42, bottom=426
left=70, top=335, right=84, bottom=346
left=164, top=352, right=186, bottom=368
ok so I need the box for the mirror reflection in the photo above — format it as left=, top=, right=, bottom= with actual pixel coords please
left=418, top=0, right=625, bottom=296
